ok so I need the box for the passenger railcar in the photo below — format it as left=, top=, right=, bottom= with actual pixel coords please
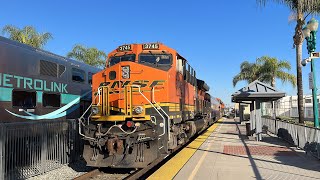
left=79, top=43, right=222, bottom=168
left=0, top=36, right=100, bottom=122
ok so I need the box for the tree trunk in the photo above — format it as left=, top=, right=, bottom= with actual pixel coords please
left=294, top=11, right=305, bottom=124
left=271, top=77, right=276, bottom=88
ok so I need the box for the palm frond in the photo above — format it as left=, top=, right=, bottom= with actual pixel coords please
left=2, top=25, right=52, bottom=49
left=276, top=71, right=297, bottom=87
left=257, top=0, right=320, bottom=14
left=67, top=44, right=106, bottom=68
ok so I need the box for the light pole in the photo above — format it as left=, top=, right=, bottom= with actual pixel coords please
left=302, top=17, right=320, bottom=128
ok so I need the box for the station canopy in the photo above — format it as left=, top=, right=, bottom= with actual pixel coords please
left=231, top=80, right=286, bottom=103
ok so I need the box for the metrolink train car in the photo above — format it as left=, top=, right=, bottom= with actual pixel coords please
left=0, top=36, right=100, bottom=122
left=79, top=43, right=222, bottom=168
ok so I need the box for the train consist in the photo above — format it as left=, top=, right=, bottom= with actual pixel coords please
left=0, top=36, right=100, bottom=122
left=79, top=43, right=224, bottom=168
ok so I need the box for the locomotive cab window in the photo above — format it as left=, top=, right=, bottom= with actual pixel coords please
left=108, top=54, right=136, bottom=66
left=43, top=93, right=61, bottom=107
left=72, top=68, right=85, bottom=83
left=12, top=90, right=36, bottom=108
left=139, top=54, right=172, bottom=65
left=88, top=72, right=94, bottom=84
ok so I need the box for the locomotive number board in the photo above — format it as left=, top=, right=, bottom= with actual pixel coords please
left=142, top=43, right=160, bottom=50
left=118, top=44, right=132, bottom=51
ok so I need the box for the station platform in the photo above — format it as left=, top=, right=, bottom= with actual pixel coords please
left=149, top=118, right=320, bottom=180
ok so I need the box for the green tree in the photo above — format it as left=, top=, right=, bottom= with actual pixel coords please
left=233, top=56, right=296, bottom=88
left=256, top=0, right=320, bottom=125
left=67, top=44, right=107, bottom=68
left=2, top=25, right=52, bottom=49
left=232, top=61, right=261, bottom=87
left=257, top=56, right=296, bottom=88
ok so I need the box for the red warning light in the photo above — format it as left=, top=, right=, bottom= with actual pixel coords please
left=126, top=121, right=134, bottom=128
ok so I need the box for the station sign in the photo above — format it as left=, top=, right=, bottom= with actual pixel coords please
left=311, top=52, right=320, bottom=58
left=309, top=72, right=314, bottom=89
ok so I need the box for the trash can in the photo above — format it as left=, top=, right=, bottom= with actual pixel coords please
left=246, top=122, right=251, bottom=136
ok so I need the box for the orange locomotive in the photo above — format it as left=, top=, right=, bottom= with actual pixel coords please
left=79, top=43, right=221, bottom=168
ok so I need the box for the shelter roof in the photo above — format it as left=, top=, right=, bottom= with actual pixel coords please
left=231, top=80, right=285, bottom=103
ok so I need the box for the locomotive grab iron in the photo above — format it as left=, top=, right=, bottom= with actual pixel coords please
left=79, top=43, right=224, bottom=168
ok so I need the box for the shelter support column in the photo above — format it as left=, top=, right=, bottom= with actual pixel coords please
left=272, top=101, right=276, bottom=120
left=255, top=100, right=262, bottom=141
left=250, top=101, right=255, bottom=134
left=239, top=103, right=244, bottom=123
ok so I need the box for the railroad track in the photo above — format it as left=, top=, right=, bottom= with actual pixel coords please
left=73, top=169, right=102, bottom=180
left=73, top=143, right=201, bottom=179
left=73, top=155, right=170, bottom=180
left=73, top=167, right=133, bottom=180
left=74, top=120, right=219, bottom=180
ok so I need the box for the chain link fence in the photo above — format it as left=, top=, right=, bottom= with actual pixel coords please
left=0, top=119, right=81, bottom=180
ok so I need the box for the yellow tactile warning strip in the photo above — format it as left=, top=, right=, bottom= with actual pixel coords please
left=148, top=118, right=223, bottom=180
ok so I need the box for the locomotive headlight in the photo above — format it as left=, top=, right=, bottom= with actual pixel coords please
left=122, top=66, right=130, bottom=79
left=92, top=106, right=100, bottom=115
left=134, top=106, right=144, bottom=114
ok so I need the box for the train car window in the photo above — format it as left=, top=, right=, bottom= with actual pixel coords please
left=12, top=90, right=36, bottom=108
left=109, top=54, right=136, bottom=66
left=139, top=54, right=172, bottom=65
left=191, top=68, right=194, bottom=85
left=43, top=93, right=61, bottom=107
left=88, top=72, right=94, bottom=84
left=187, top=64, right=191, bottom=83
left=72, top=68, right=85, bottom=83
left=40, top=60, right=58, bottom=77
left=194, top=70, right=196, bottom=85
left=185, top=64, right=188, bottom=81
left=194, top=71, right=197, bottom=86
left=176, top=58, right=183, bottom=73
left=58, top=64, right=66, bottom=77
left=183, top=63, right=187, bottom=80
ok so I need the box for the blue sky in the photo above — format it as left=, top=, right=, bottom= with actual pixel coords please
left=1, top=0, right=319, bottom=106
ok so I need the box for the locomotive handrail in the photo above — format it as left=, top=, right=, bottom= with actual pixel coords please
left=151, top=87, right=171, bottom=141
left=99, top=124, right=138, bottom=136
left=130, top=85, right=166, bottom=137
left=78, top=87, right=102, bottom=140
left=78, top=118, right=96, bottom=141
left=78, top=85, right=167, bottom=139
left=151, top=116, right=157, bottom=124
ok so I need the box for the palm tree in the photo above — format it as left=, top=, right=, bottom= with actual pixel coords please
left=232, top=61, right=261, bottom=87
left=256, top=0, right=320, bottom=126
left=67, top=44, right=107, bottom=68
left=2, top=25, right=52, bottom=49
left=233, top=56, right=296, bottom=88
left=257, top=56, right=296, bottom=88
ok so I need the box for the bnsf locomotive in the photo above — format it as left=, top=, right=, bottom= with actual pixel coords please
left=79, top=43, right=224, bottom=168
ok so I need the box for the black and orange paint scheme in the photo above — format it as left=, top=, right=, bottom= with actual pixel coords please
left=79, top=43, right=224, bottom=168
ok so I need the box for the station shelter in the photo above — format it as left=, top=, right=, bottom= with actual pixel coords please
left=231, top=80, right=285, bottom=141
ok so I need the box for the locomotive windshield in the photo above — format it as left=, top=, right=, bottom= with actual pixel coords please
left=108, top=54, right=136, bottom=66
left=139, top=54, right=172, bottom=65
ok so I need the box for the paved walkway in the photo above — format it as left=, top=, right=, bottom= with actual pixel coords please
left=172, top=118, right=320, bottom=180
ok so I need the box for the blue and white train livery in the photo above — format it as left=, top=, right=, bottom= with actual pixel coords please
left=0, top=36, right=100, bottom=122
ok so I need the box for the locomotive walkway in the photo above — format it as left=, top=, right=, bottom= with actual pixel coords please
left=149, top=118, right=320, bottom=180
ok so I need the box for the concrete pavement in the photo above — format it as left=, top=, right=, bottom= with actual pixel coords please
left=154, top=118, right=320, bottom=180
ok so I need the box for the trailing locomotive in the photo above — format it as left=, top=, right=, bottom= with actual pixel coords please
left=0, top=36, right=100, bottom=122
left=79, top=43, right=223, bottom=168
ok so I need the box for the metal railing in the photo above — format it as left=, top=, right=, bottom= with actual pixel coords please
left=262, top=117, right=320, bottom=159
left=0, top=119, right=81, bottom=180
